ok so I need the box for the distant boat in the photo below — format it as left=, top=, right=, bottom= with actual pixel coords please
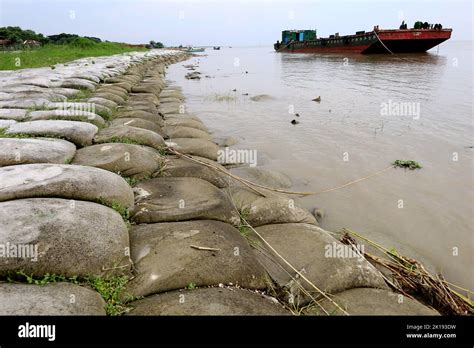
left=274, top=23, right=452, bottom=54
left=213, top=46, right=221, bottom=50
left=186, top=47, right=205, bottom=53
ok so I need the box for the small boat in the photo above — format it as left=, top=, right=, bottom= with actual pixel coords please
left=213, top=46, right=221, bottom=50
left=185, top=47, right=205, bottom=53
left=274, top=22, right=451, bottom=54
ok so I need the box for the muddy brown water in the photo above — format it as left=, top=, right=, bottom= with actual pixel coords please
left=166, top=42, right=473, bottom=291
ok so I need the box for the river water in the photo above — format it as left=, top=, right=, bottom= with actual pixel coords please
left=166, top=41, right=473, bottom=291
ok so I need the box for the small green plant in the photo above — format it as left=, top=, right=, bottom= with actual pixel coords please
left=98, top=198, right=130, bottom=223
left=108, top=136, right=143, bottom=145
left=186, top=282, right=197, bottom=290
left=238, top=208, right=251, bottom=238
left=86, top=275, right=135, bottom=316
left=64, top=157, right=73, bottom=164
left=95, top=109, right=114, bottom=121
left=122, top=176, right=139, bottom=186
left=239, top=223, right=252, bottom=238
left=0, top=128, right=67, bottom=140
left=393, top=160, right=422, bottom=170
left=110, top=201, right=130, bottom=222
left=156, top=146, right=168, bottom=156
left=13, top=271, right=79, bottom=285
left=9, top=271, right=137, bottom=316
left=67, top=88, right=93, bottom=102
left=0, top=128, right=33, bottom=139
left=237, top=208, right=261, bottom=248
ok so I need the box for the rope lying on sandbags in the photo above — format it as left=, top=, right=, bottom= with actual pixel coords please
left=165, top=149, right=395, bottom=315
left=226, top=187, right=350, bottom=315
left=167, top=147, right=394, bottom=197
left=242, top=214, right=350, bottom=315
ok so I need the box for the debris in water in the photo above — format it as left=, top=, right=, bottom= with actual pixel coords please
left=249, top=94, right=273, bottom=102
left=393, top=160, right=422, bottom=170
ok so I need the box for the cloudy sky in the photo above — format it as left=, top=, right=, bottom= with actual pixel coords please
left=0, top=0, right=472, bottom=45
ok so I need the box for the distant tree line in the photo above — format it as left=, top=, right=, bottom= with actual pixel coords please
left=0, top=26, right=105, bottom=46
left=47, top=33, right=102, bottom=45
left=0, top=26, right=48, bottom=44
left=148, top=41, right=164, bottom=49
left=0, top=26, right=163, bottom=51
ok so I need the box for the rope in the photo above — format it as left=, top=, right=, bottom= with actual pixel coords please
left=243, top=216, right=350, bottom=315
left=225, top=187, right=350, bottom=315
left=373, top=30, right=395, bottom=55
left=226, top=188, right=337, bottom=315
left=167, top=147, right=394, bottom=197
left=373, top=30, right=432, bottom=63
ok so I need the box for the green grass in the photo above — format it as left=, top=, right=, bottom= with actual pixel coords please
left=0, top=128, right=67, bottom=140
left=186, top=282, right=197, bottom=290
left=122, top=176, right=139, bottom=187
left=0, top=42, right=148, bottom=71
left=97, top=198, right=131, bottom=228
left=12, top=271, right=79, bottom=285
left=9, top=271, right=136, bottom=315
left=110, top=201, right=130, bottom=222
left=156, top=146, right=168, bottom=156
left=238, top=208, right=251, bottom=237
left=237, top=208, right=262, bottom=248
left=67, top=88, right=94, bottom=102
left=119, top=174, right=151, bottom=187
left=108, top=136, right=145, bottom=146
left=87, top=275, right=136, bottom=316
left=0, top=128, right=37, bottom=139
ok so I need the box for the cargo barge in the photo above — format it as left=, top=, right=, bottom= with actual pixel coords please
left=274, top=23, right=452, bottom=54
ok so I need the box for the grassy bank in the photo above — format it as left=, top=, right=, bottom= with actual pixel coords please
left=0, top=42, right=148, bottom=71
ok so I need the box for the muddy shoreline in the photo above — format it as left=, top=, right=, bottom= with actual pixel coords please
left=0, top=51, right=439, bottom=315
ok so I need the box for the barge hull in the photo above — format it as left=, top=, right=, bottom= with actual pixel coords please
left=276, top=29, right=452, bottom=54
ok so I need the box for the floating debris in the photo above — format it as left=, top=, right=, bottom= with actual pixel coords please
left=392, top=160, right=422, bottom=170
left=250, top=94, right=273, bottom=102
left=185, top=71, right=201, bottom=80
left=341, top=229, right=474, bottom=316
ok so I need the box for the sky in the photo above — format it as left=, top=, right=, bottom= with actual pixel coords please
left=0, top=0, right=472, bottom=45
